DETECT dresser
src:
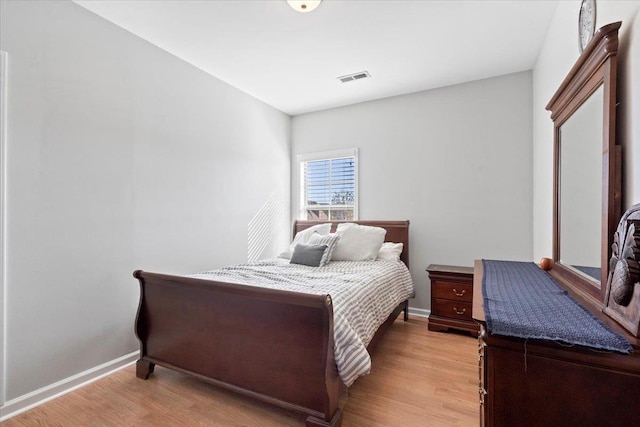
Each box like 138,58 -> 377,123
473,260 -> 640,426
426,264 -> 478,334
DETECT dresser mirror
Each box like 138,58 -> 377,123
546,22 -> 621,305
558,86 -> 603,281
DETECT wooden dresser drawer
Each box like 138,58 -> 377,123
432,281 -> 473,302
432,299 -> 473,321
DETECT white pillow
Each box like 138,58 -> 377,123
332,223 -> 387,261
279,223 -> 332,259
308,233 -> 341,266
377,242 -> 403,261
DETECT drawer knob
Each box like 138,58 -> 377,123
453,307 -> 466,315
452,288 -> 466,297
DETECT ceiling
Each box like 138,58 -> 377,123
74,0 -> 560,116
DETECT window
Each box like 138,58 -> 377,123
298,149 -> 358,220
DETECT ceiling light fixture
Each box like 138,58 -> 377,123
287,0 -> 322,13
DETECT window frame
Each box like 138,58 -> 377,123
296,148 -> 359,221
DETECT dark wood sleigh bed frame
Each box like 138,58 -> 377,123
133,220 -> 411,427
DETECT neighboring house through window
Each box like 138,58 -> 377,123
298,149 -> 358,220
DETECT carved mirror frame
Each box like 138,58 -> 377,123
546,22 -> 621,306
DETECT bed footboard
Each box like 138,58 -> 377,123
134,270 -> 342,426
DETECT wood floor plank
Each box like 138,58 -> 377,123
3,318 -> 478,426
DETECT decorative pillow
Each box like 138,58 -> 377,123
308,233 -> 341,266
377,242 -> 404,261
279,223 -> 332,259
290,243 -> 328,267
332,223 -> 387,261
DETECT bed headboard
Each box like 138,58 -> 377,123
293,220 -> 410,267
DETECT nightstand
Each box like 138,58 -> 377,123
426,264 -> 478,334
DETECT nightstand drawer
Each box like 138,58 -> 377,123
433,299 -> 473,321
432,281 -> 473,302
427,264 -> 477,334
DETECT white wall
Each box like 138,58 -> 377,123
0,0 -> 290,403
10,0 -> 637,412
533,1 -> 640,261
0,50 -> 7,408
292,72 -> 533,311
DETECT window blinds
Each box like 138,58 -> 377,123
302,156 -> 356,221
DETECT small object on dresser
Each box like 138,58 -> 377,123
427,264 -> 478,335
539,257 -> 553,271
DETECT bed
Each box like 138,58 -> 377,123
133,220 -> 412,427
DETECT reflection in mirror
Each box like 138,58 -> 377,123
559,86 -> 603,282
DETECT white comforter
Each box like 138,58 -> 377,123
189,258 -> 415,386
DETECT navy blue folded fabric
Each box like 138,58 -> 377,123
482,259 -> 632,354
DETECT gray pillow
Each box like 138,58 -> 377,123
290,243 -> 328,267
307,233 -> 341,266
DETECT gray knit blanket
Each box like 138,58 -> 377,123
482,260 -> 631,353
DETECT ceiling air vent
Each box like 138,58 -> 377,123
337,71 -> 371,83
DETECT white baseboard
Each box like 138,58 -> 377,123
0,351 -> 138,422
408,307 -> 430,318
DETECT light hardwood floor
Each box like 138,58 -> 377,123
3,317 -> 478,426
